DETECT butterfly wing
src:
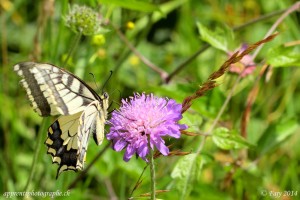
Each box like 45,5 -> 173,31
45,113 -> 82,179
14,62 -> 99,116
76,100 -> 108,170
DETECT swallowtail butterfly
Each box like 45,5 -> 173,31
14,62 -> 109,178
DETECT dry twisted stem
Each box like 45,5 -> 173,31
181,33 -> 278,113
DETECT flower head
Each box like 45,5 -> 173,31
229,44 -> 256,77
107,93 -> 188,162
65,4 -> 104,36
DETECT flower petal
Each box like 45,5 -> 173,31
113,139 -> 127,151
151,136 -> 169,156
124,144 -> 135,162
137,142 -> 148,159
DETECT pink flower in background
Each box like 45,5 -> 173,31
229,44 -> 257,77
107,93 -> 188,162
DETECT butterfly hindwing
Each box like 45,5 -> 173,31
45,113 -> 81,178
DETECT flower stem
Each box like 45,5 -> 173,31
148,138 -> 156,200
63,31 -> 82,67
149,149 -> 156,200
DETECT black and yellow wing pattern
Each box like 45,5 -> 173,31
14,62 -> 109,178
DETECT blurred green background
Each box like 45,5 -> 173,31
1,0 -> 300,199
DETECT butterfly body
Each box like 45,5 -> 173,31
14,62 -> 108,178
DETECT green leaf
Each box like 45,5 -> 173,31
98,0 -> 158,12
257,119 -> 299,155
212,127 -> 254,150
171,154 -> 205,200
197,22 -> 234,52
266,45 -> 300,67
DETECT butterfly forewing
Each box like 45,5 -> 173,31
14,62 -> 109,178
14,62 -> 98,116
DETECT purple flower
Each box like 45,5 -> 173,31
107,93 -> 188,162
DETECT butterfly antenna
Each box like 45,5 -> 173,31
102,70 -> 113,93
89,73 -> 101,92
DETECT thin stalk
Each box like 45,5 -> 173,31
63,31 -> 82,67
24,118 -> 48,192
149,145 -> 156,200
